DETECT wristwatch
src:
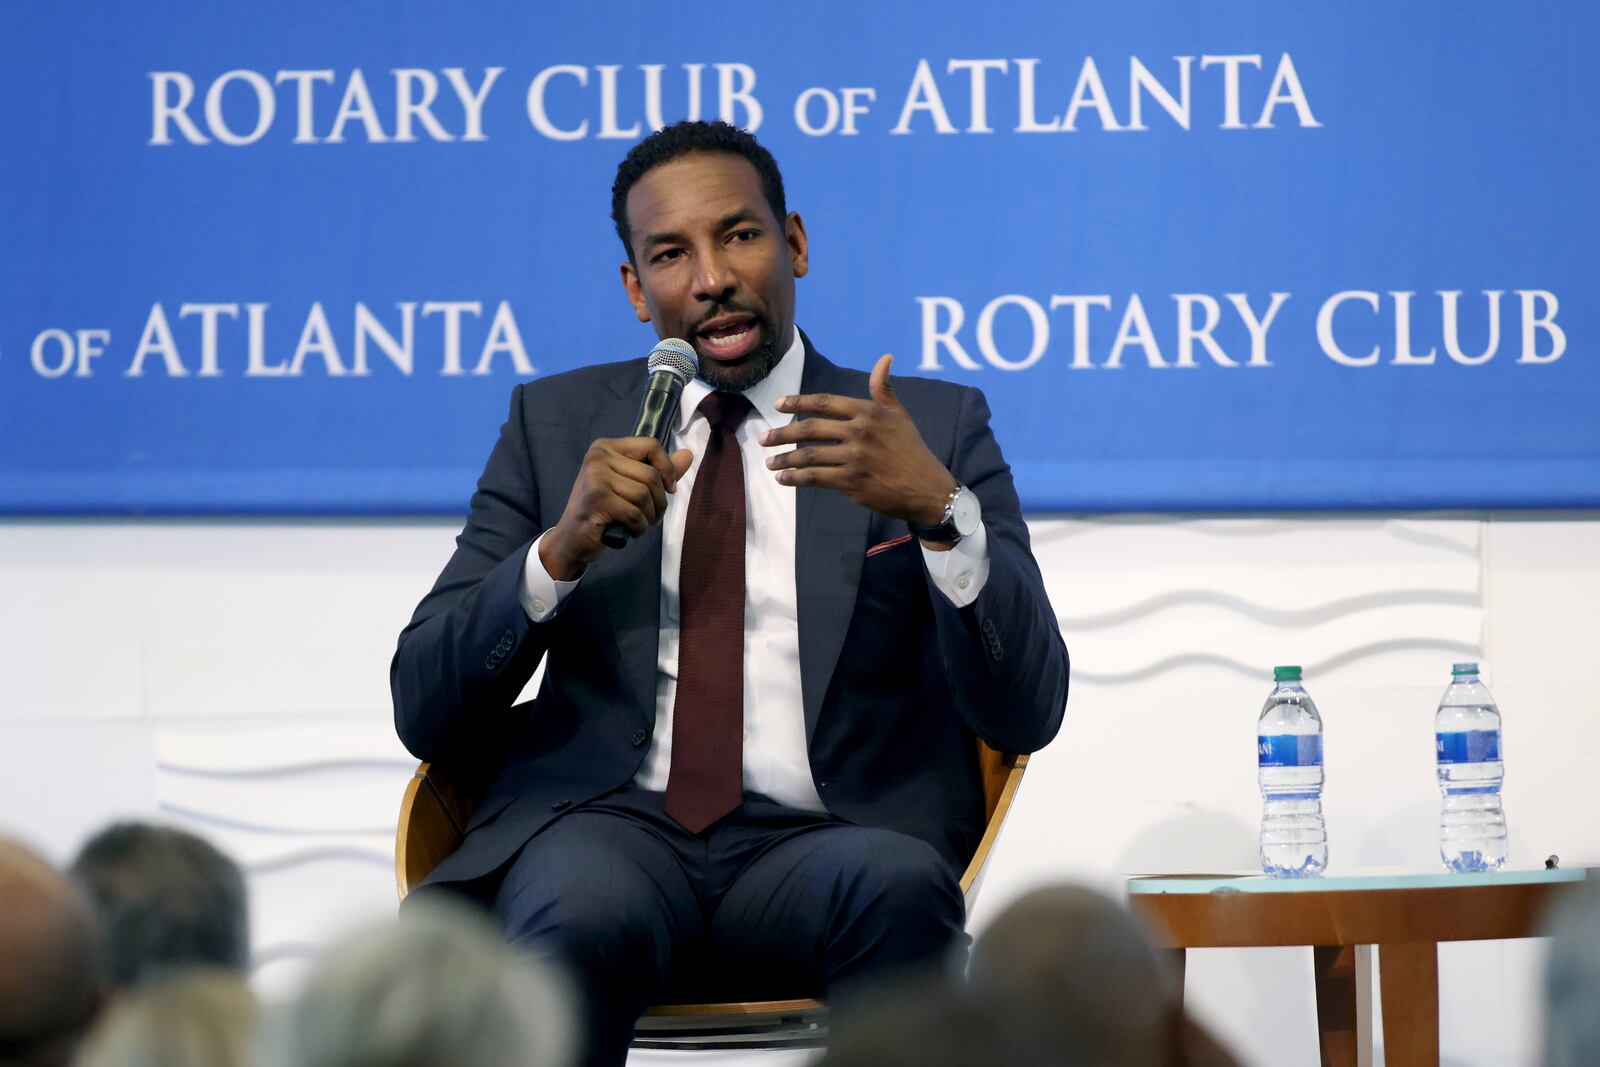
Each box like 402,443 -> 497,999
909,485 -> 981,545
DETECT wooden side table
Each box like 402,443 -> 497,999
1127,868 -> 1585,1067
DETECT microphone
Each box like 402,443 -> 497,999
601,338 -> 700,549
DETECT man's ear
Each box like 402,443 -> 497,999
619,261 -> 652,323
785,212 -> 809,279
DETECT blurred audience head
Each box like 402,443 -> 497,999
267,898 -> 575,1067
969,883 -> 1239,1067
74,969 -> 255,1067
823,971 -> 1074,1067
1541,879 -> 1600,1067
71,821 -> 250,988
0,836 -> 107,1067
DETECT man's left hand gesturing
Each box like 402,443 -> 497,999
761,354 -> 959,534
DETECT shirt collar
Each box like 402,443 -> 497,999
677,326 -> 806,433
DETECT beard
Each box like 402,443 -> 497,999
692,315 -> 785,393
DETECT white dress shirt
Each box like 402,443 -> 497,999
520,329 -> 991,811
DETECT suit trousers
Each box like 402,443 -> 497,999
491,785 -> 967,1067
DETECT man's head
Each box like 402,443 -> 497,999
269,899 -> 575,1067
70,822 -> 249,989
0,837 -> 107,1067
612,121 -> 808,392
969,884 -> 1239,1067
823,972 -> 1073,1067
74,969 -> 256,1067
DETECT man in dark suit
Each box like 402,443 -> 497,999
392,121 -> 1068,1067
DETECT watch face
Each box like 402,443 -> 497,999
951,488 -> 981,537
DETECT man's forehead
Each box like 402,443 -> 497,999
627,151 -> 770,230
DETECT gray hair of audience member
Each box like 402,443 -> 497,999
822,970 -> 1080,1067
968,884 -> 1240,1067
0,836 -> 108,1067
1541,879 -> 1600,1067
267,898 -> 576,1067
70,822 -> 250,988
74,969 -> 256,1067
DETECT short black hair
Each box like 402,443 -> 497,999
71,822 -> 250,988
611,120 -> 787,262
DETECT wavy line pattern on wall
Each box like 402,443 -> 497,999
1029,516 -> 1481,558
1071,638 -> 1483,685
1059,589 -> 1481,629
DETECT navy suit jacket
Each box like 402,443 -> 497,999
392,336 -> 1069,889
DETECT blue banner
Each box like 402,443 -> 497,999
2,3 -> 1596,513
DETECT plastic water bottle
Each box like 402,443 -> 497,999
1435,662 -> 1507,872
1258,665 -> 1328,878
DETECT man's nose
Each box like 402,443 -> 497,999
692,248 -> 737,304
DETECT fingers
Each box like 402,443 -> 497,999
606,457 -> 668,524
775,392 -> 868,419
765,443 -> 850,472
613,437 -> 682,492
760,416 -> 854,449
603,496 -> 650,536
669,447 -> 693,481
581,439 -> 672,528
868,353 -> 900,409
769,465 -> 858,490
557,438 -> 682,568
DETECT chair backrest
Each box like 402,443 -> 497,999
963,746 -> 1028,896
397,743 -> 1028,900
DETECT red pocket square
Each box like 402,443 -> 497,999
866,533 -> 914,557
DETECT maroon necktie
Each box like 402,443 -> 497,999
664,391 -> 753,833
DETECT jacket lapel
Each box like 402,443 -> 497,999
793,338 -> 872,743
595,362 -> 665,725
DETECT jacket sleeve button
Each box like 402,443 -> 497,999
630,729 -> 648,747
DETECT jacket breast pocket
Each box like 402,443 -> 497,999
854,532 -> 932,635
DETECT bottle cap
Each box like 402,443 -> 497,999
1452,662 -> 1480,676
1273,665 -> 1302,683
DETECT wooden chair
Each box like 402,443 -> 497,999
396,743 -> 1028,1049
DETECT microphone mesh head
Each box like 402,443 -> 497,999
647,338 -> 699,384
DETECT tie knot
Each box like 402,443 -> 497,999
699,391 -> 753,433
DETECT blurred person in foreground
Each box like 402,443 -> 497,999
1540,878 -> 1600,1067
823,971 -> 1074,1067
266,899 -> 576,1067
74,969 -> 255,1067
968,884 -> 1241,1067
0,836 -> 107,1067
70,822 -> 250,989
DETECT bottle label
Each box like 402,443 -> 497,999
1436,729 -> 1501,764
1258,734 -> 1323,768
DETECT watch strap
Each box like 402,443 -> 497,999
909,486 -> 965,544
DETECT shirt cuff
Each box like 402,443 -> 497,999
520,531 -> 583,622
922,521 -> 991,608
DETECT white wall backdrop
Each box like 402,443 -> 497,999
2,512 -> 1596,1066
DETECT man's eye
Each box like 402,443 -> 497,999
731,230 -> 759,242
653,248 -> 685,264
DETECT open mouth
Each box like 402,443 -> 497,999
694,314 -> 762,363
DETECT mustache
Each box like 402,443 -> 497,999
691,302 -> 767,335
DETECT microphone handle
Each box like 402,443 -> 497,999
600,373 -> 685,549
